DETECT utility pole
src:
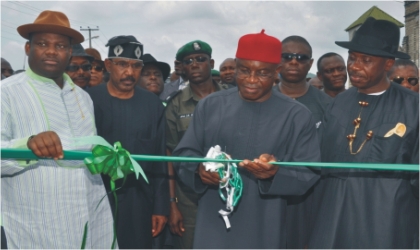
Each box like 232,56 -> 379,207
80,26 -> 99,48
22,53 -> 26,70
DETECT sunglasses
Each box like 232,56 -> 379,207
66,64 -> 92,72
281,53 -> 311,62
392,76 -> 419,86
182,56 -> 208,65
92,65 -> 104,72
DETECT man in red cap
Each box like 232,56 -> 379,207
172,30 -> 321,248
1,10 -> 114,249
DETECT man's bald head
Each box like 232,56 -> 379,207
219,58 -> 236,85
1,58 -> 14,78
308,76 -> 323,90
220,58 -> 235,67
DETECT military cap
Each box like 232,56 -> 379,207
105,35 -> 143,61
306,72 -> 316,79
211,69 -> 220,76
176,40 -> 212,61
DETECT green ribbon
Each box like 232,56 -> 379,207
2,148 -> 418,171
1,136 -> 419,248
216,153 -> 243,207
74,137 -> 144,249
84,141 -> 148,183
71,136 -> 148,183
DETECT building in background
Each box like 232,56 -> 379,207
402,1 -> 419,66
345,6 -> 404,40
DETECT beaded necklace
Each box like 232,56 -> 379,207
27,77 -> 95,167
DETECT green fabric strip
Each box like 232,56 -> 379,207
2,148 -> 418,172
80,222 -> 88,249
26,67 -> 73,86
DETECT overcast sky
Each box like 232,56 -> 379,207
1,1 -> 406,75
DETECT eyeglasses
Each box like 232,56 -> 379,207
66,64 -> 92,72
92,65 -> 104,72
281,53 -> 311,62
110,60 -> 143,70
392,76 -> 419,86
236,68 -> 273,81
1,68 -> 14,75
324,66 -> 346,74
182,56 -> 208,65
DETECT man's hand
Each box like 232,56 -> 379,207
152,215 -> 168,237
198,163 -> 220,186
239,154 -> 278,179
27,131 -> 63,160
168,203 -> 184,236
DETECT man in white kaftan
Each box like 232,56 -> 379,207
1,10 -> 114,249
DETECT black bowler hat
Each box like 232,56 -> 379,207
142,53 -> 170,81
335,17 -> 409,59
105,35 -> 143,61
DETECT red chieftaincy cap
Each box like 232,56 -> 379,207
235,29 -> 282,64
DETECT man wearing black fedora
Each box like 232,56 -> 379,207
138,53 -> 170,99
1,10 -> 114,249
308,17 -> 419,248
87,35 -> 169,249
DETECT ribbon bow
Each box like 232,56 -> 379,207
204,146 -> 243,229
74,137 -> 148,249
75,137 -> 148,183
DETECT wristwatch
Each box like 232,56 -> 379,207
169,197 -> 178,203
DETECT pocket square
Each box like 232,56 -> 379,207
384,123 -> 406,137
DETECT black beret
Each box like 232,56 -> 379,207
176,40 -> 212,61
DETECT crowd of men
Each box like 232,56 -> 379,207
1,10 -> 419,249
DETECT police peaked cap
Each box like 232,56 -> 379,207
106,35 -> 144,61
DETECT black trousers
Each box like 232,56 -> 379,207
103,174 -> 154,249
